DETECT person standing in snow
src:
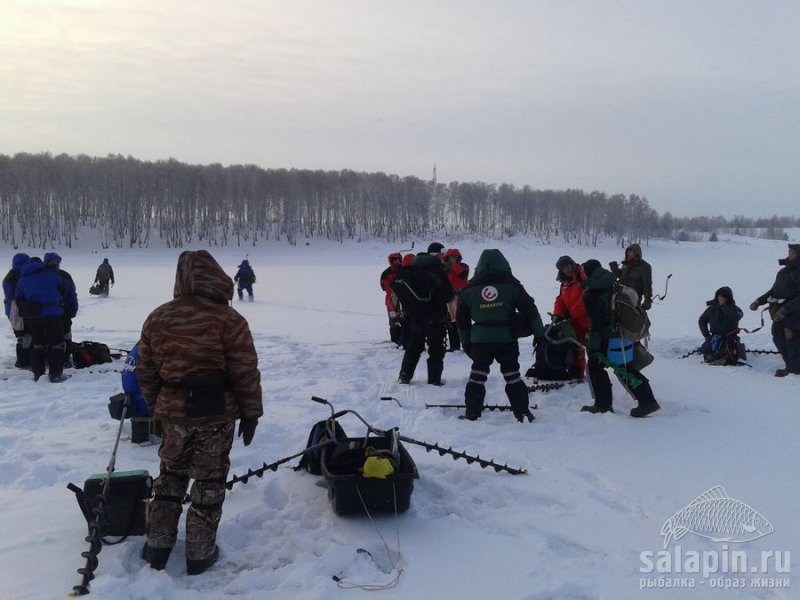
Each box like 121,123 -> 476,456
137,250 -> 263,575
609,243 -> 653,310
43,252 -> 78,367
391,252 -> 453,385
443,248 -> 469,352
234,259 -> 256,301
380,252 -> 403,346
749,243 -> 800,377
580,260 -> 660,417
94,258 -> 115,297
15,256 -> 70,382
3,253 -> 32,368
457,249 -> 544,422
551,255 -> 588,379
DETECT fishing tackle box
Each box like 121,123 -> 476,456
70,469 -> 152,537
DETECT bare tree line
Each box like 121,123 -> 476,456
0,153 -> 796,249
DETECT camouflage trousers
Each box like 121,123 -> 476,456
148,421 -> 234,561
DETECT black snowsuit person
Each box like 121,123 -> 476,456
94,258 -> 115,297
456,249 -> 545,422
609,243 -> 653,310
391,254 -> 453,385
234,260 -> 256,301
750,244 -> 800,376
580,260 -> 660,417
698,286 -> 744,363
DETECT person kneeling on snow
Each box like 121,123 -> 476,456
698,287 -> 744,364
456,249 -> 544,422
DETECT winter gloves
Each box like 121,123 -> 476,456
749,300 -> 761,311
238,418 -> 258,446
641,297 -> 652,311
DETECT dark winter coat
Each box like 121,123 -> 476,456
137,250 -> 263,424
3,253 -> 29,318
15,258 -> 67,318
234,260 -> 256,287
698,287 -> 743,338
610,243 -> 653,307
391,254 -> 452,326
581,266 -> 618,351
456,249 -> 544,345
96,260 -> 114,284
755,260 -> 800,333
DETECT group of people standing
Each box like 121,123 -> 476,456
380,241 -> 661,422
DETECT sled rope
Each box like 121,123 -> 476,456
333,483 -> 403,591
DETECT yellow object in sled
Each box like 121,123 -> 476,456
361,456 -> 395,479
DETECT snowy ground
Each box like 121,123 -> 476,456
0,233 -> 797,599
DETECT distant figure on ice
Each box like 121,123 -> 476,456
457,249 -> 544,423
44,253 -> 78,367
580,260 -> 660,417
609,243 -> 653,310
698,286 -> 745,365
234,259 -> 256,301
391,253 -> 453,385
749,244 -> 800,377
443,249 -> 469,352
93,258 -> 115,297
3,253 -> 32,368
380,252 -> 403,346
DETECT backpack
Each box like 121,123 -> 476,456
703,334 -> 748,366
294,418 -> 348,475
526,320 -> 578,380
610,282 -> 650,342
71,341 -> 114,369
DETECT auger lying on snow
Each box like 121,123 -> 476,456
425,403 -> 538,412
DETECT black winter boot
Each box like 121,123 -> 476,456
141,543 -> 171,570
630,402 -> 660,418
580,404 -> 614,414
187,545 -> 219,576
514,409 -> 535,423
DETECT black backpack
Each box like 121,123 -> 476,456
71,341 -> 114,369
294,419 -> 348,475
526,321 -> 578,380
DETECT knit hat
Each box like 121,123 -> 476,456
427,242 -> 445,255
581,259 -> 602,278
44,252 -> 62,265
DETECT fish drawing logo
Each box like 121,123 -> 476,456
661,486 -> 774,549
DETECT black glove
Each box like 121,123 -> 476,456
642,297 -> 652,310
749,301 -> 760,311
238,418 -> 258,446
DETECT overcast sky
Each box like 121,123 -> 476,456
1,0 -> 797,217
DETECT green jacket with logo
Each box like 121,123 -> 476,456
456,249 -> 544,345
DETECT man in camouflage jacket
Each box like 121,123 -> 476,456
137,250 -> 263,575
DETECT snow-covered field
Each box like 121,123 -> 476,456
0,233 -> 797,599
